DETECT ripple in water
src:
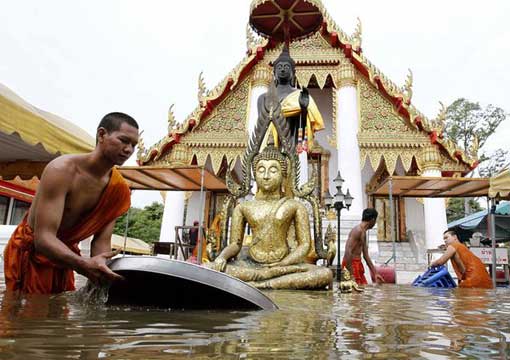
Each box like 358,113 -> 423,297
0,281 -> 509,359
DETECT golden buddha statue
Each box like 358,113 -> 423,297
339,268 -> 363,293
207,81 -> 334,290
207,143 -> 332,289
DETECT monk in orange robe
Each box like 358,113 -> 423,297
343,208 -> 385,285
431,230 -> 493,289
3,112 -> 139,294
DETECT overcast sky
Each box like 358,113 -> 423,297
1,0 -> 509,206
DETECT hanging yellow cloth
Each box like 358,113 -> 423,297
266,90 -> 325,147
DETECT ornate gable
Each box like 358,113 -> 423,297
182,77 -> 250,147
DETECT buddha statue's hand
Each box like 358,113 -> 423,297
206,257 -> 227,272
299,87 -> 310,110
262,260 -> 291,268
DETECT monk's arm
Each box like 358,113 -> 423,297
430,245 -> 456,267
33,163 -> 88,270
362,231 -> 383,283
451,252 -> 466,280
90,219 -> 116,257
275,204 -> 310,266
34,163 -> 122,285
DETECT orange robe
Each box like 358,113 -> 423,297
342,257 -> 367,285
451,242 -> 493,289
3,168 -> 131,294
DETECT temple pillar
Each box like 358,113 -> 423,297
335,64 -> 363,218
420,145 -> 448,250
159,191 -> 185,244
247,64 -> 272,136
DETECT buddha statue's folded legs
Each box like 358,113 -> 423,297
225,263 -> 332,290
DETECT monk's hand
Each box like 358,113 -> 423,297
374,273 -> 385,284
82,249 -> 124,286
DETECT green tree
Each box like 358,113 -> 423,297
444,98 -> 508,220
113,202 -> 164,244
446,198 -> 483,223
445,98 -> 506,159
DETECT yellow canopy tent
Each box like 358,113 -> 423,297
0,82 -> 95,180
111,234 -> 151,255
489,169 -> 510,199
487,169 -> 510,286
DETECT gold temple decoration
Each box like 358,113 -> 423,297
246,23 -> 258,50
251,63 -> 272,87
358,77 -> 427,174
327,88 -> 338,147
266,32 -> 344,65
423,101 -> 446,134
337,63 -> 357,87
167,104 -> 176,133
419,144 -> 443,172
469,134 -> 479,159
197,71 -> 207,106
166,143 -> 193,167
140,0 -> 476,177
136,131 -> 146,162
324,224 -> 336,267
402,68 -> 413,102
351,17 -> 362,51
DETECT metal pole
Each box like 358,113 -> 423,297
336,206 -> 341,280
389,178 -> 397,281
489,198 -> 497,288
197,167 -> 206,265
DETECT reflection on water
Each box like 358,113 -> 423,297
0,274 -> 509,359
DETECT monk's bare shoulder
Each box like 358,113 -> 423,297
42,155 -> 78,179
349,225 -> 362,238
40,154 -> 92,187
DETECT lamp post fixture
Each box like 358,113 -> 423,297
324,171 -> 353,279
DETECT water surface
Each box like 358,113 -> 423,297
0,273 -> 509,359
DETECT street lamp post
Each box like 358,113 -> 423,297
324,171 -> 353,279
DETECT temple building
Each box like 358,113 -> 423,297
137,1 -> 478,260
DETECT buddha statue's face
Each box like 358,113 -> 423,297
274,60 -> 293,85
342,270 -> 351,281
255,159 -> 283,193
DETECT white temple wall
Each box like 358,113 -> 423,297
423,169 -> 448,251
405,198 -> 426,257
159,191 -> 185,243
187,192 -> 204,227
336,85 -> 363,220
247,84 -> 267,136
360,159 -> 375,210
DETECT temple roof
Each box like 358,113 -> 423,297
139,2 -> 477,172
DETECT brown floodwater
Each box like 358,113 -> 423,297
0,272 -> 509,359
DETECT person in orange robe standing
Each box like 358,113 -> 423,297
431,230 -> 493,289
3,112 -> 139,294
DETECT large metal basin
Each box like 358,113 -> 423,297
107,256 -> 278,311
